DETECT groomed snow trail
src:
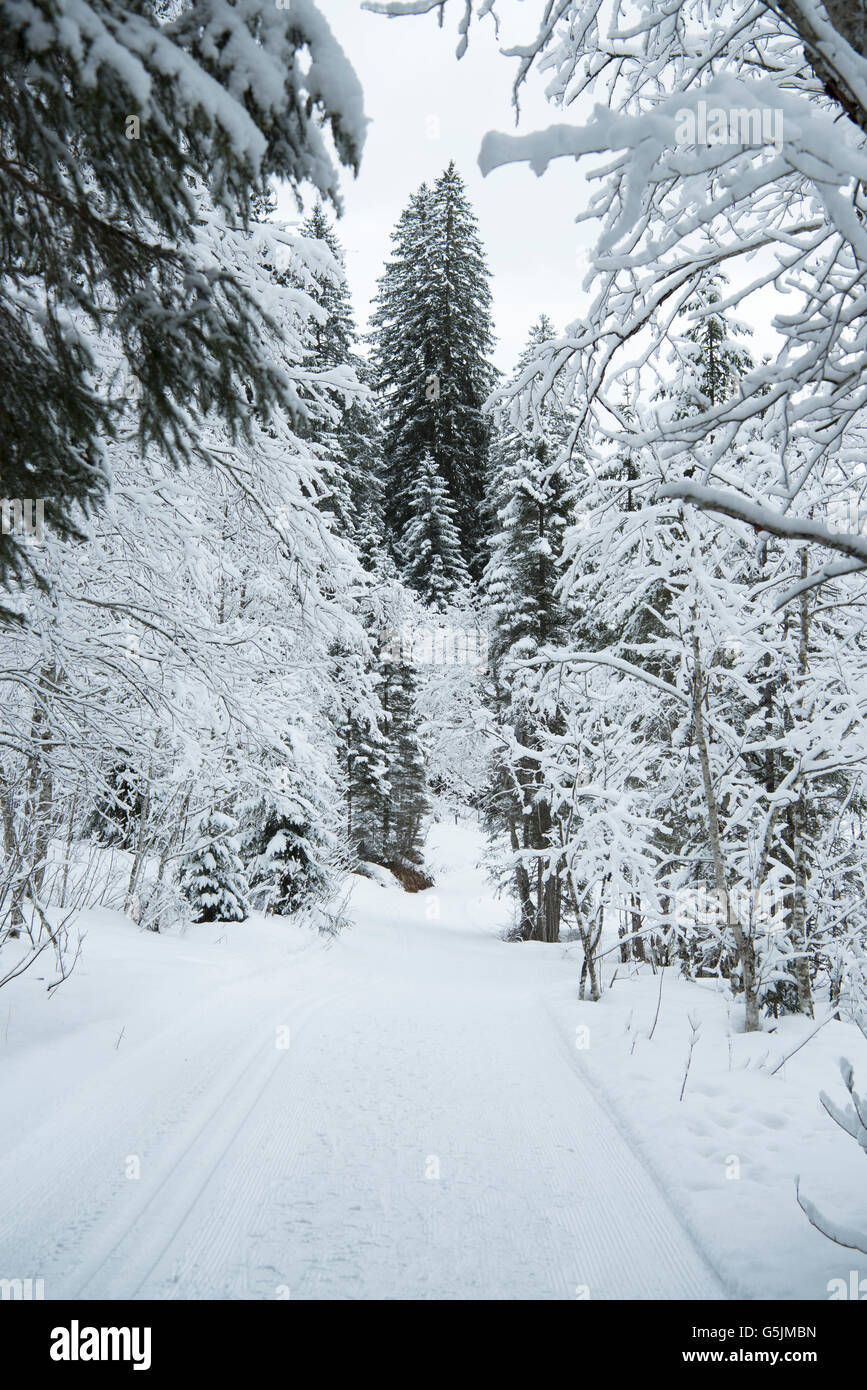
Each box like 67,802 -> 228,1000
0,826 -> 726,1300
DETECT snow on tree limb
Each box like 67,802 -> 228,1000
656,483 -> 867,562
796,1180 -> 867,1255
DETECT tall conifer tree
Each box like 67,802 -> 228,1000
370,164 -> 496,581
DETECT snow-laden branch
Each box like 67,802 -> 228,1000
657,482 -> 867,605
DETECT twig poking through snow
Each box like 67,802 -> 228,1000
770,1013 -> 836,1076
648,966 -> 666,1041
679,1012 -> 701,1102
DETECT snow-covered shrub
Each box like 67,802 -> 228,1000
137,877 -> 192,935
246,813 -> 331,916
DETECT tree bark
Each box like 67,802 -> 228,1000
691,629 -> 761,1031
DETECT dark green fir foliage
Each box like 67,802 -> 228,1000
86,757 -> 147,850
0,0 -> 362,615
370,163 -> 496,581
379,652 -> 429,872
399,452 -> 470,609
180,811 -> 249,924
344,618 -> 429,878
243,767 -> 337,916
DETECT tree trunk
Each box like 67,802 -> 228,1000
27,662 -> 58,900
691,629 -> 761,1031
507,815 -> 534,939
631,892 -> 646,961
789,551 -> 814,1016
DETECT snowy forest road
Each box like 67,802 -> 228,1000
0,829 -> 727,1301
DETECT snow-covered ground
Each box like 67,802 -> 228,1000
0,821 -> 863,1300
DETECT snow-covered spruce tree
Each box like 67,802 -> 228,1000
243,767 -> 337,917
370,164 -> 496,579
180,812 -> 249,925
341,661 -> 430,886
342,360 -> 389,569
379,652 -> 430,884
343,696 -> 391,867
369,182 -> 438,560
295,205 -> 361,538
344,573 -> 431,884
0,0 -> 364,619
290,205 -> 387,558
85,756 -> 148,851
481,317 -> 579,943
485,318 -> 576,659
338,573 -> 393,867
669,267 -> 755,421
299,205 -> 356,372
399,452 -> 471,609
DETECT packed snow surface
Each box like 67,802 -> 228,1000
0,822 -> 863,1299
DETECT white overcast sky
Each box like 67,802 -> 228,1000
277,1 -> 780,375
277,0 -> 596,373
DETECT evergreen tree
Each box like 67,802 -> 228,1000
246,809 -> 331,915
0,1 -> 364,619
243,766 -> 338,916
86,756 -> 147,850
299,205 -> 356,371
485,317 -> 575,667
298,206 -> 386,546
343,682 -> 392,865
674,268 -> 755,416
180,812 -> 249,924
341,587 -> 429,878
482,316 -> 579,942
399,452 -> 470,609
342,356 -> 388,567
370,164 -> 496,580
369,183 -> 433,554
379,654 -> 429,872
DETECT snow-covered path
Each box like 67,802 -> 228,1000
0,826 -> 726,1301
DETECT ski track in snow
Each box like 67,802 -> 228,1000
0,833 -> 727,1301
